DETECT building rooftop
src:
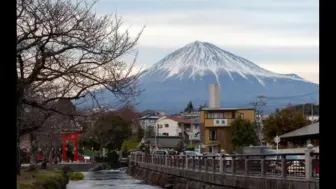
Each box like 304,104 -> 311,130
165,116 -> 193,124
280,122 -> 319,138
140,115 -> 161,120
202,107 -> 254,111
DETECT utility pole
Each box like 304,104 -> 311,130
250,96 -> 266,146
311,103 -> 314,121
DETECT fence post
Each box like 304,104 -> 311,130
185,156 -> 188,169
205,156 -> 208,172
192,157 -> 196,170
260,155 -> 266,177
305,144 -> 314,181
219,155 -> 223,174
212,156 -> 216,173
244,156 -> 249,176
198,157 -> 201,171
165,155 -> 168,166
281,155 -> 286,179
232,156 -> 236,175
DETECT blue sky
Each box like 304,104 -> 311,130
94,0 -> 319,83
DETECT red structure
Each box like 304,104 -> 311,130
61,128 -> 82,162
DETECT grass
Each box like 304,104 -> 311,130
122,137 -> 140,150
17,168 -> 67,189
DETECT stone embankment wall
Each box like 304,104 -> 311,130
127,164 -> 319,189
127,165 -> 242,189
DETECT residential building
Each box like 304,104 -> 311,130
278,122 -> 319,153
155,116 -> 201,142
200,107 -> 255,154
139,114 -> 161,130
200,84 -> 255,154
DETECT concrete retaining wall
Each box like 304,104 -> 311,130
127,163 -> 319,189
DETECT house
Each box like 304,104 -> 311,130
139,114 -> 161,130
200,84 -> 255,154
278,122 -> 319,153
155,116 -> 201,142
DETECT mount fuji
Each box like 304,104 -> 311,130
77,41 -> 319,113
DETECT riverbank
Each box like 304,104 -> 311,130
17,168 -> 69,189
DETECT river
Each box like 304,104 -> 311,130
67,169 -> 162,189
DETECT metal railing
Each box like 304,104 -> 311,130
130,148 -> 319,181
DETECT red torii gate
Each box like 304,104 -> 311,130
61,128 -> 82,162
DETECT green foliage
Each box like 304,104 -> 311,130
231,117 -> 258,150
174,140 -> 185,153
66,144 -> 73,161
138,143 -> 150,154
136,127 -> 145,141
184,101 -> 194,112
122,137 -> 140,150
263,107 -> 312,143
82,113 -> 132,151
68,172 -> 84,181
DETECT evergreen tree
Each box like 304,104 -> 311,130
231,117 -> 258,150
184,101 -> 194,112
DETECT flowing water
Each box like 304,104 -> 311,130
67,168 -> 161,189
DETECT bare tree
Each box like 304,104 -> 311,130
16,0 -> 144,174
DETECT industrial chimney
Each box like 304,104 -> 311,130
209,84 -> 220,108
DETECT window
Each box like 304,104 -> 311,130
209,129 -> 217,141
207,112 -> 224,119
162,132 -> 169,136
216,120 -> 220,124
240,113 -> 244,119
165,124 -> 169,128
232,112 -> 236,118
178,132 -> 182,137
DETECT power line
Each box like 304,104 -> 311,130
264,91 -> 319,100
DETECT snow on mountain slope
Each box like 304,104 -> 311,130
75,41 -> 318,113
141,41 -> 306,86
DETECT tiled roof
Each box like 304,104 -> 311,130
280,122 -> 319,138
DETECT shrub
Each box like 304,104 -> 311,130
68,172 -> 84,181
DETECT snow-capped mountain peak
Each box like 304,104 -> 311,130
141,41 -> 306,86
